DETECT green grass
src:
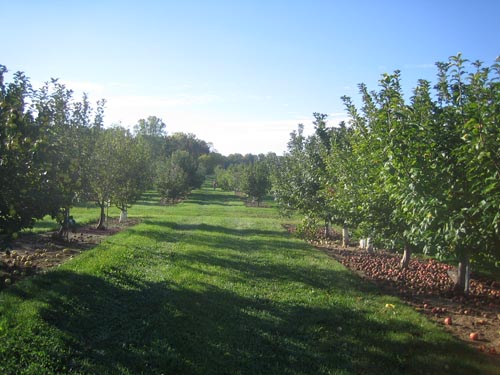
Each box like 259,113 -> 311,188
24,201 -> 122,234
1,185 -> 498,374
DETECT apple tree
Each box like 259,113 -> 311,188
0,66 -> 54,245
241,161 -> 271,206
272,115 -> 336,238
155,156 -> 189,203
32,80 -> 100,238
340,55 -> 500,292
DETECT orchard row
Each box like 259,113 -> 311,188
269,55 -> 500,295
0,65 -> 250,244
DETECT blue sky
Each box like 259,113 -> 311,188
2,0 -> 499,155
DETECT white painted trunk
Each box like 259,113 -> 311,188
465,263 -> 471,294
366,237 -> 373,253
342,226 -> 349,247
359,238 -> 372,251
119,209 -> 128,223
400,244 -> 412,269
454,253 -> 471,295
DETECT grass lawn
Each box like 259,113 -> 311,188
1,185 -> 498,374
24,201 -> 123,234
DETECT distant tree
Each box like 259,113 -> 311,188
155,158 -> 189,203
242,162 -> 271,206
215,164 -> 246,192
133,116 -> 167,187
170,150 -> 205,189
224,153 -> 242,167
108,126 -> 149,223
198,152 -> 225,174
84,125 -> 149,228
84,123 -> 115,230
155,148 -> 206,203
214,166 -> 234,191
165,132 -> 210,158
272,116 -> 335,236
133,115 -> 167,138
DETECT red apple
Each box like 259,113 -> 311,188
469,332 -> 479,341
444,317 -> 452,325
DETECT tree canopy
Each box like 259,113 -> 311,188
0,65 -> 217,240
272,55 -> 500,294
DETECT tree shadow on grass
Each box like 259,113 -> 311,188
125,220 -> 311,267
142,220 -> 289,240
185,191 -> 241,207
2,267 -> 491,375
134,191 -> 163,206
3,196 -> 494,374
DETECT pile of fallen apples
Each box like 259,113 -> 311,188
1,248 -> 76,288
0,250 -> 41,286
322,247 -> 500,355
336,250 -> 500,304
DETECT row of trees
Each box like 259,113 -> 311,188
0,65 -> 213,245
214,154 -> 274,205
3,56 -> 498,294
272,55 -> 500,294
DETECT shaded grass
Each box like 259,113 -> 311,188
25,203 -> 121,234
1,187 -> 498,374
25,191 -> 163,234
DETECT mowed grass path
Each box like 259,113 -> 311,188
1,187 -> 498,374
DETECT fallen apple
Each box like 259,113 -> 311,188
444,317 -> 452,325
469,332 -> 479,341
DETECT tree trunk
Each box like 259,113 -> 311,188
325,220 -> 333,238
57,219 -> 65,238
366,237 -> 373,253
342,225 -> 349,247
56,207 -> 70,240
96,202 -> 106,230
119,208 -> 127,223
453,251 -> 470,295
400,242 -> 412,269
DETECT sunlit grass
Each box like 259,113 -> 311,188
26,195 -> 154,234
1,185 -> 498,374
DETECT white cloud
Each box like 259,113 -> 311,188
328,112 -> 350,125
102,93 -> 349,155
171,112 -> 355,155
103,93 -> 222,126
59,80 -> 105,94
30,81 -> 348,156
190,118 -> 312,155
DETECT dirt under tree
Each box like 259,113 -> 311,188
0,217 -> 139,288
